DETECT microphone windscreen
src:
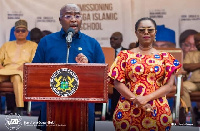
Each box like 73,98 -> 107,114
67,27 -> 75,35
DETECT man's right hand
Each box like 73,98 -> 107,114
0,64 -> 4,69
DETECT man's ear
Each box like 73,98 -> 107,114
59,17 -> 61,24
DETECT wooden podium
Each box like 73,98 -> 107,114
23,63 -> 108,131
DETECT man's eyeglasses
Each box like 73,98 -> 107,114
110,37 -> 118,40
137,28 -> 155,34
15,29 -> 27,33
62,14 -> 82,20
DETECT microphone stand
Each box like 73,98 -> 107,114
66,29 -> 74,63
66,42 -> 71,63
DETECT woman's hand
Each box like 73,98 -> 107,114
131,95 -> 151,107
142,103 -> 153,112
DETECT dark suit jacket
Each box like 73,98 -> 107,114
115,47 -> 127,57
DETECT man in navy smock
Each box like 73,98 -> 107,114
32,3 -> 105,131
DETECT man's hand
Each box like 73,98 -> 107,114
17,65 -> 23,71
0,64 -> 4,69
75,53 -> 88,63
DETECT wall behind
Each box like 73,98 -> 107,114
0,0 -> 133,48
0,0 -> 200,48
131,0 -> 200,48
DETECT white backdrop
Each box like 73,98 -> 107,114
131,0 -> 200,47
0,0 -> 133,48
0,0 -> 200,48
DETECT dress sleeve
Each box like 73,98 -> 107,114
162,52 -> 182,85
108,51 -> 127,86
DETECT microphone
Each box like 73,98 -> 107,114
66,27 -> 75,43
66,28 -> 75,63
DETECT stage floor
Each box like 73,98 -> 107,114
0,115 -> 199,131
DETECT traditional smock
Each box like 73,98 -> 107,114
108,50 -> 181,131
0,41 -> 37,78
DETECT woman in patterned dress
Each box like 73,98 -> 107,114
108,17 -> 181,131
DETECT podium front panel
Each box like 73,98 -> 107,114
23,63 -> 108,103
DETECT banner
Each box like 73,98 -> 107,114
0,0 -> 133,47
1,0 -> 200,49
131,0 -> 200,48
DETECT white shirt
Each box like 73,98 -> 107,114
115,47 -> 122,56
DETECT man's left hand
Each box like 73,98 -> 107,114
75,53 -> 88,63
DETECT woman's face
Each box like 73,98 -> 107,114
181,35 -> 197,57
135,20 -> 156,47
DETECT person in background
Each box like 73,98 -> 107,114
109,32 -> 127,120
42,30 -> 52,37
32,4 -> 105,131
153,25 -> 176,48
9,26 -> 30,41
181,33 -> 200,125
129,42 -> 137,49
108,17 -> 181,130
179,29 -> 198,58
110,32 -> 127,57
30,27 -> 43,44
0,19 -> 37,114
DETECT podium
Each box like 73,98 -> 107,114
23,63 -> 108,131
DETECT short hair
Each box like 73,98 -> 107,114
111,32 -> 123,39
30,28 -> 42,35
30,28 -> 42,38
179,29 -> 198,47
42,30 -> 52,37
60,4 -> 80,17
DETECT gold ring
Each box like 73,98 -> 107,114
146,108 -> 151,112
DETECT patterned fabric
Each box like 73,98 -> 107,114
108,50 -> 181,131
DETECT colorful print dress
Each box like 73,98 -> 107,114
108,50 -> 181,131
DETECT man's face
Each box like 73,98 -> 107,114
14,28 -> 28,40
59,4 -> 82,34
153,41 -> 175,48
110,33 -> 122,49
31,33 -> 42,44
181,35 -> 197,56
